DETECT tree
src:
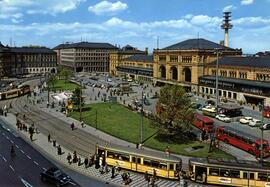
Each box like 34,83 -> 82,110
71,87 -> 84,110
47,73 -> 57,92
58,67 -> 73,83
152,85 -> 194,135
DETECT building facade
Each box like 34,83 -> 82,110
57,42 -> 118,73
200,56 -> 270,105
116,54 -> 153,82
153,38 -> 242,92
109,45 -> 147,76
0,43 -> 57,77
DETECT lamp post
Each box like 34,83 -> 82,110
47,73 -> 50,103
79,81 -> 82,122
140,91 -> 145,144
259,103 -> 264,164
214,49 -> 222,115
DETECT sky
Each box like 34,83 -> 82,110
0,0 -> 270,54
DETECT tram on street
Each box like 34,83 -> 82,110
216,126 -> 270,158
189,157 -> 270,187
96,143 -> 182,179
0,84 -> 31,100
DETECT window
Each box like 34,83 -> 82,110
258,173 -> 268,181
209,168 -> 219,176
169,164 -> 174,170
220,169 -> 230,177
144,159 -> 151,166
230,170 -> 240,178
159,56 -> 166,61
233,93 -> 237,99
170,55 -> 178,62
182,56 -> 192,63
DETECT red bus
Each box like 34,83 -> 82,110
216,126 -> 270,158
192,114 -> 214,133
263,106 -> 270,118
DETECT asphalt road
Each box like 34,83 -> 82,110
0,120 -> 77,187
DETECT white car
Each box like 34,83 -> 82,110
239,116 -> 253,124
215,114 -> 231,123
249,119 -> 262,127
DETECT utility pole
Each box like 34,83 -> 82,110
79,81 -> 82,122
47,73 -> 50,103
140,91 -> 145,144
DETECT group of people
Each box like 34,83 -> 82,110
144,169 -> 157,187
16,119 -> 37,141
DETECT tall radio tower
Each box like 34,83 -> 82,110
221,12 -> 233,47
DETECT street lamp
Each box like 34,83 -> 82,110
140,91 -> 146,144
214,48 -> 222,115
259,103 -> 264,164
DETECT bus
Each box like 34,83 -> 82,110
96,143 -> 182,179
216,126 -> 270,158
202,106 -> 216,117
263,106 -> 270,118
192,114 -> 214,133
189,157 -> 270,187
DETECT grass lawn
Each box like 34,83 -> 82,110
69,103 -> 234,159
50,79 -> 80,91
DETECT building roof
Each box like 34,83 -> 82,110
162,38 -> 233,50
52,43 -> 70,50
208,56 -> 270,68
125,54 -> 153,62
10,47 -> 55,53
200,75 -> 270,89
57,42 -> 118,49
0,42 -> 5,48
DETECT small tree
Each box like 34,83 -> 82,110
152,85 -> 194,136
58,67 -> 73,83
47,74 -> 57,92
71,87 -> 84,110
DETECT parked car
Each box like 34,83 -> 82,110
239,116 -> 253,124
41,167 -> 70,187
263,123 -> 270,130
215,114 -> 231,123
249,119 -> 262,127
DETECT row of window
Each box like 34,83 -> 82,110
75,57 -> 109,61
201,87 -> 237,99
212,70 -> 247,79
107,151 -> 178,170
209,168 -> 270,181
158,55 -> 193,63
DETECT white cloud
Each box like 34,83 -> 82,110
1,14 -> 270,54
223,5 -> 237,12
88,1 -> 128,15
0,0 -> 85,20
241,0 -> 254,5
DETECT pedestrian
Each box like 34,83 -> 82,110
53,140 -> 56,147
111,166 -> 115,178
84,157 -> 89,168
104,163 -> 109,173
81,121 -> 84,128
165,146 -> 170,156
48,134 -> 51,142
57,145 -> 62,155
99,156 -> 103,173
144,171 -> 150,183
150,176 -> 155,187
73,151 -> 78,163
71,122 -> 75,130
78,157 -> 81,166
67,153 -> 72,164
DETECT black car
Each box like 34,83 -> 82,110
41,167 -> 70,186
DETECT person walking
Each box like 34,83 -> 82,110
81,121 -> 84,128
111,166 -> 115,178
144,171 -> 150,184
57,145 -> 62,155
71,122 -> 75,130
66,153 -> 72,164
48,134 -> 51,142
84,157 -> 89,168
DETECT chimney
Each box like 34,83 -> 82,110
219,40 -> 225,46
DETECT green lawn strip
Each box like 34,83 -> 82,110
50,79 -> 79,91
69,103 -> 234,159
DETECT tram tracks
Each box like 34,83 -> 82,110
11,96 -> 105,157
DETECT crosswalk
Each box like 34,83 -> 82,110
75,164 -> 202,187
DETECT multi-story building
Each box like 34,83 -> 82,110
200,56 -> 270,105
153,38 -> 242,92
57,42 -> 118,73
0,43 -> 57,77
116,54 -> 153,82
109,45 -> 147,76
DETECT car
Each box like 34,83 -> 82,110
215,114 -> 231,123
263,123 -> 270,130
239,116 -> 253,124
41,167 -> 70,187
249,119 -> 262,127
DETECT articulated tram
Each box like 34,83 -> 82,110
96,143 -> 182,179
0,85 -> 31,100
96,143 -> 270,186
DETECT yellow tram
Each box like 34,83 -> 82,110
0,85 -> 30,100
96,143 -> 182,179
189,157 -> 270,187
